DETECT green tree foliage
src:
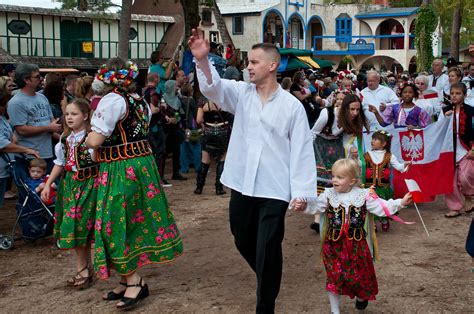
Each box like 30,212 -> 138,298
433,0 -> 474,51
414,5 -> 437,72
389,0 -> 423,7
54,0 -> 118,12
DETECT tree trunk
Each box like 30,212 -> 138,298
180,0 -> 201,50
450,0 -> 463,61
118,0 -> 133,60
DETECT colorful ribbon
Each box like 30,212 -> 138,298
366,187 -> 414,225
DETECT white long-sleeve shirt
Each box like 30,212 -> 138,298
428,73 -> 449,96
196,62 -> 317,203
310,107 -> 340,139
361,85 -> 399,131
304,187 -> 403,216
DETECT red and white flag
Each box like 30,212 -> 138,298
404,179 -> 423,203
364,116 -> 454,202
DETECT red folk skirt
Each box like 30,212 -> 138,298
323,236 -> 378,300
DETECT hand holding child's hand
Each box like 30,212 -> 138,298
291,199 -> 308,212
401,192 -> 413,207
41,185 -> 50,203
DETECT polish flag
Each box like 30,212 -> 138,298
364,116 -> 454,202
404,179 -> 423,203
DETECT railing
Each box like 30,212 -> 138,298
312,34 -> 415,51
0,35 -> 164,59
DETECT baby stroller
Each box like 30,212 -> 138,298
0,155 -> 55,250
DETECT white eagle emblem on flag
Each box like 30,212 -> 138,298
400,130 -> 424,161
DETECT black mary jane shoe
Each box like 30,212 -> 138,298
355,299 -> 368,310
116,278 -> 149,310
310,222 -> 320,233
103,282 -> 127,301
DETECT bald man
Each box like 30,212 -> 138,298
360,70 -> 399,130
189,29 -> 316,313
428,58 -> 449,94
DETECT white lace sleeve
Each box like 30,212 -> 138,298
91,93 -> 127,136
304,188 -> 330,215
365,189 -> 403,216
53,141 -> 65,167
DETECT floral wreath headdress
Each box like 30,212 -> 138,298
374,129 -> 392,138
96,61 -> 139,87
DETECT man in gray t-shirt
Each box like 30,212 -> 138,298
7,64 -> 62,171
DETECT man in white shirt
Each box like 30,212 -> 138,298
428,58 -> 449,95
189,28 -> 316,313
360,71 -> 399,130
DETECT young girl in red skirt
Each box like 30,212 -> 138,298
295,158 -> 412,313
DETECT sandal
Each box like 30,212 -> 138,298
116,278 -> 149,310
103,282 -> 127,301
66,265 -> 93,289
445,211 -> 462,218
465,207 -> 474,214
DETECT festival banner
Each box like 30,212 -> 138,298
364,116 -> 454,202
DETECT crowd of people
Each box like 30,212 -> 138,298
0,29 -> 473,313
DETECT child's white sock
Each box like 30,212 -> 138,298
328,292 -> 341,314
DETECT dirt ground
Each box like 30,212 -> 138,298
0,167 -> 473,313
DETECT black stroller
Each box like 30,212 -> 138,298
0,155 -> 55,249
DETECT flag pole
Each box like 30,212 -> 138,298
413,202 -> 430,237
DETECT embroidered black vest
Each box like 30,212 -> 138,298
62,135 -> 99,181
363,152 -> 391,188
326,204 -> 367,241
97,89 -> 152,162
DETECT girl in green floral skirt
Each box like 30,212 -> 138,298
86,58 -> 183,310
41,98 -> 99,289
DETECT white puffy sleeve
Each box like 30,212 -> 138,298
53,141 -> 65,167
365,189 -> 403,216
311,108 -> 328,137
390,154 -> 405,172
304,188 -> 330,215
91,93 -> 127,136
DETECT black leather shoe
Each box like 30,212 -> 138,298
172,173 -> 188,181
116,278 -> 149,310
310,222 -> 320,233
103,282 -> 127,301
355,299 -> 368,310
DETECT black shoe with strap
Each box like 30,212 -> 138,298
103,282 -> 127,301
116,278 -> 149,310
355,299 -> 368,310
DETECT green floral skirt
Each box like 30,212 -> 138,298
94,155 -> 183,279
54,171 -> 97,249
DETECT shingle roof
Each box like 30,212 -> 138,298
0,48 -> 17,64
217,1 -> 279,15
355,7 -> 419,19
0,4 -> 175,23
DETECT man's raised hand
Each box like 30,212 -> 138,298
188,28 -> 210,62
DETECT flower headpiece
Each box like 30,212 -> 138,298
374,129 -> 392,138
338,70 -> 357,82
96,61 -> 139,87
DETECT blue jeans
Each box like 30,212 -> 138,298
179,141 -> 201,173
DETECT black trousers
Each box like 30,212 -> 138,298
229,190 -> 288,314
